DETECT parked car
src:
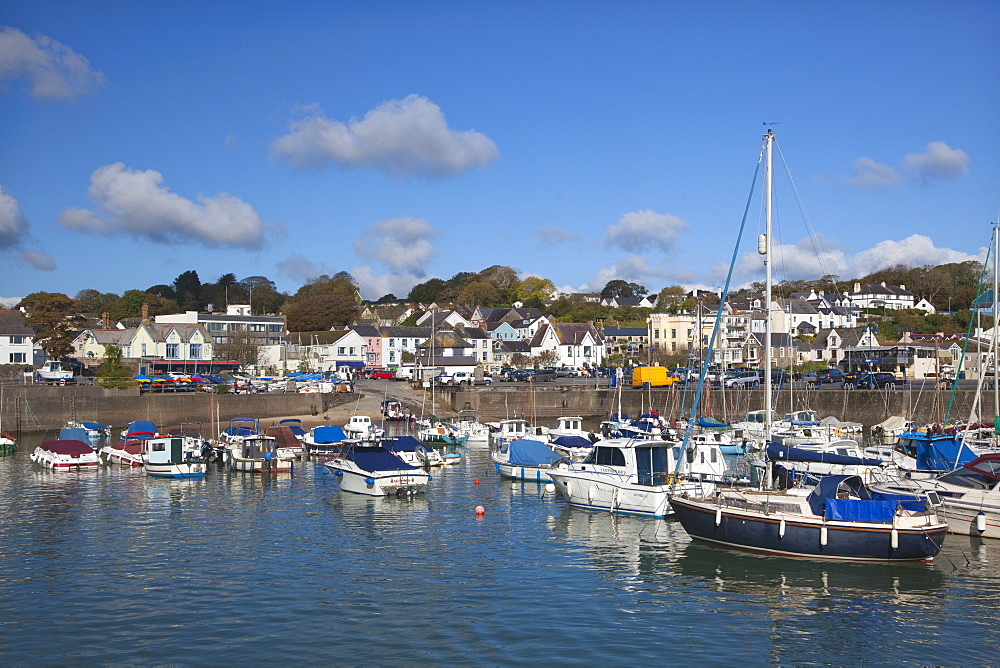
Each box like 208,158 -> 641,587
758,368 -> 791,384
370,370 -> 394,380
511,369 -> 536,381
808,368 -> 845,386
852,372 -> 897,390
723,369 -> 760,388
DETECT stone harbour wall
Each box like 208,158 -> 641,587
0,385 -> 353,437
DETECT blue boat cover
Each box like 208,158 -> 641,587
805,474 -> 924,522
697,417 -> 729,428
124,420 -> 157,437
551,435 -> 594,449
312,426 -> 346,444
911,434 -> 977,472
349,446 -> 416,472
81,421 -> 108,432
766,443 -> 882,466
825,498 -> 898,523
507,439 -> 562,466
59,427 -> 92,447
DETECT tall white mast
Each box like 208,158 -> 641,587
993,222 -> 998,419
760,128 -> 775,442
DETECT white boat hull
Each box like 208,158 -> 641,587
324,460 -> 429,496
495,461 -> 554,482
143,461 -> 207,478
30,448 -> 100,471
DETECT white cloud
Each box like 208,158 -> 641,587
0,296 -> 22,308
0,26 -> 107,100
0,186 -> 54,271
271,94 -> 499,176
0,185 -> 28,248
18,248 -> 55,271
59,163 -> 274,249
901,141 -> 969,185
353,217 -> 440,275
730,233 -> 980,286
351,265 -> 430,301
844,157 -> 902,191
585,255 -> 672,293
604,209 -> 688,253
851,234 -> 980,272
275,254 -> 336,285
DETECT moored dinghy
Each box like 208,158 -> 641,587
324,445 -> 430,496
492,439 -> 563,482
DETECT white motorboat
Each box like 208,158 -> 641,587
30,439 -> 100,471
383,435 -> 445,467
547,438 -> 726,519
324,445 -> 430,496
226,435 -> 294,473
142,436 -> 207,478
343,415 -> 385,442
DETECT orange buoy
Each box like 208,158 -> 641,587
475,505 -> 485,516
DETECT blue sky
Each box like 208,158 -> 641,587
1,1 -> 997,306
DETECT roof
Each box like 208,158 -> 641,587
0,310 -> 33,336
602,326 -> 647,337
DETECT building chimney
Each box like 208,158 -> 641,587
102,312 -> 110,329
141,303 -> 149,322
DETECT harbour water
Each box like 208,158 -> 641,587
1,433 -> 998,665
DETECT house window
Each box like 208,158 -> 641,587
165,343 -> 179,359
10,335 -> 24,344
671,329 -> 676,338
583,346 -> 591,357
402,339 -> 408,348
338,347 -> 346,355
349,347 -> 356,355
268,324 -> 282,332
9,353 -> 26,363
141,344 -> 147,356
654,330 -> 660,339
388,352 -> 396,363
190,343 -> 202,359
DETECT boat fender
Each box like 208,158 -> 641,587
715,506 -> 722,526
58,379 -> 66,386
779,518 -> 786,539
820,524 -> 828,547
427,475 -> 433,481
364,477 -> 375,485
334,470 -> 343,477
976,512 -> 987,533
890,528 -> 899,549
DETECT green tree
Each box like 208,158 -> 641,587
173,270 -> 203,310
456,280 -> 501,306
96,344 -> 136,388
518,276 -> 556,302
285,294 -> 360,331
214,330 -> 266,366
18,292 -> 86,361
601,280 -> 647,299
408,278 -> 446,303
74,289 -> 121,314
240,275 -> 285,314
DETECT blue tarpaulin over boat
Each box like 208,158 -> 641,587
907,433 -> 978,472
507,439 -> 562,467
80,421 -> 108,432
124,420 -> 157,437
551,435 -> 594,449
311,426 -> 346,444
697,417 -> 728,428
766,443 -> 882,467
349,446 -> 417,472
806,474 -> 924,522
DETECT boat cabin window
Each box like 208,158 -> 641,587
710,449 -> 717,463
152,442 -> 166,452
593,447 -> 626,467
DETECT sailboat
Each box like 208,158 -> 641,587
669,129 -> 947,561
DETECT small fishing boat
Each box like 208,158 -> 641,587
142,435 -> 207,478
381,400 -> 409,421
342,415 -> 384,442
30,439 -> 100,471
324,445 -> 430,496
263,425 -> 305,460
491,439 -> 563,482
226,435 -> 293,473
417,421 -> 470,445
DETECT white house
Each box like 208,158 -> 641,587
0,310 -> 33,367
